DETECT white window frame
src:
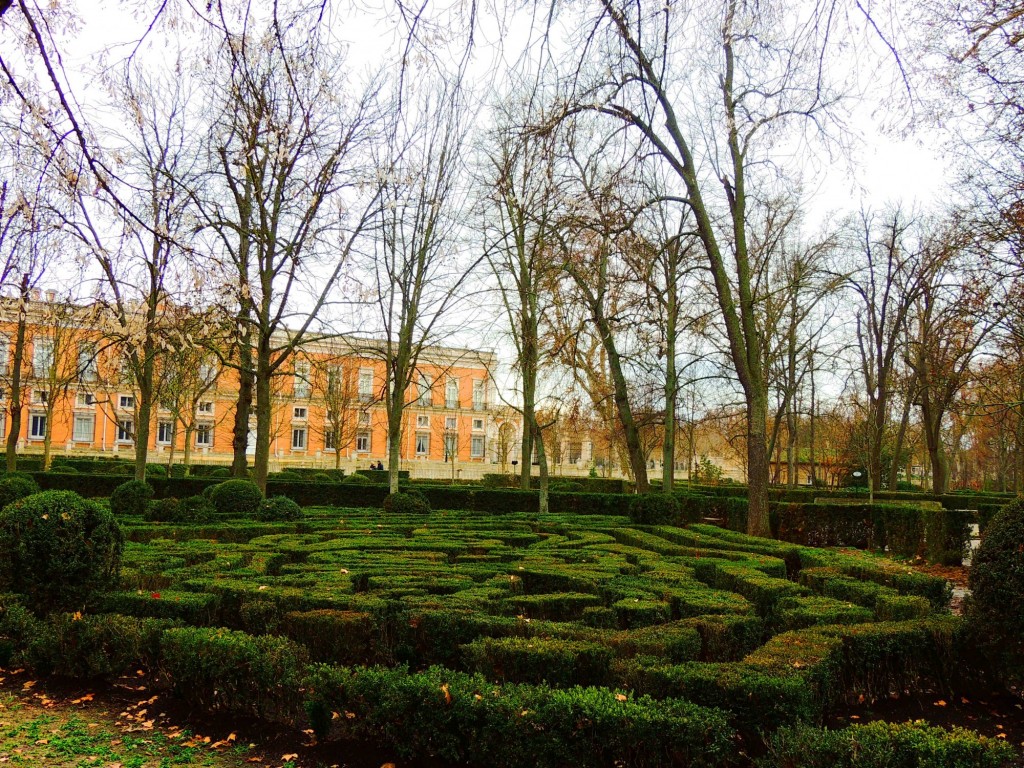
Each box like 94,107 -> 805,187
157,421 -> 174,445
197,401 -> 214,415
472,379 -> 485,411
445,378 -> 459,409
78,342 -> 97,382
358,411 -> 371,426
294,361 -> 311,399
415,432 -> 429,456
116,419 -> 134,443
73,414 -> 95,443
293,406 -> 308,420
471,435 -> 485,459
445,416 -> 458,430
119,395 -> 135,410
32,337 -> 53,378
0,334 -> 10,374
33,390 -> 49,405
472,417 -> 484,431
29,412 -> 46,439
355,431 -> 370,453
291,426 -> 307,450
416,414 -> 430,428
358,369 -> 373,403
75,391 -> 96,408
195,423 -> 213,447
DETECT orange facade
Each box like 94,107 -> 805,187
2,304 -> 499,468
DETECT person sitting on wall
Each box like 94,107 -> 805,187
376,460 -> 384,470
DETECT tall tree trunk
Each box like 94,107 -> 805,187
747,389 -> 771,537
663,265 -> 677,491
231,341 -> 254,478
387,404 -> 403,495
808,368 -> 817,488
888,391 -> 913,490
535,418 -> 550,514
134,342 -> 156,481
253,346 -> 272,493
786,405 -> 797,488
6,275 -> 28,472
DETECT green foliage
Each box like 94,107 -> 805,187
303,663 -> 733,768
209,480 -> 264,517
282,610 -> 375,665
0,474 -> 40,511
628,493 -> 681,525
145,494 -> 215,524
966,497 -> 1024,685
0,491 -> 122,614
255,495 -> 303,521
342,473 -> 371,484
760,721 -> 1015,768
382,491 -> 430,515
160,626 -> 308,718
209,467 -> 231,478
463,637 -> 613,686
110,480 -> 155,517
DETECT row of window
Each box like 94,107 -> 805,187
24,414 -> 487,459
295,365 -> 489,410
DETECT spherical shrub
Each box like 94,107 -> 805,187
342,473 -> 371,484
312,472 -> 335,483
146,464 -> 168,478
110,479 -> 154,517
271,470 -> 303,482
0,491 -> 123,614
209,467 -> 231,479
209,479 -> 264,517
382,491 -> 430,515
628,493 -> 682,525
966,497 -> 1024,684
146,494 -> 215,524
0,473 -> 40,511
180,495 -> 215,523
145,497 -> 181,522
255,495 -> 303,521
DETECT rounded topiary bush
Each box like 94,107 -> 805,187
110,479 -> 154,517
209,479 -> 264,517
966,497 -> 1024,685
0,491 -> 123,614
146,464 -> 168,478
146,494 -> 215,524
0,473 -> 40,511
209,467 -> 231,479
312,472 -> 335,483
342,473 -> 371,484
628,493 -> 681,525
382,491 -> 430,515
255,495 -> 303,521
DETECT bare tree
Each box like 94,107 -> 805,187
195,5 -> 385,491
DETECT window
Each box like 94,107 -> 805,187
445,416 -> 457,431
417,414 -> 430,428
292,427 -> 307,450
73,414 -> 95,443
473,379 -> 485,411
472,418 -> 484,431
356,431 -> 370,453
568,441 -> 582,464
358,411 -> 371,426
29,413 -> 46,439
358,370 -> 373,403
0,335 -> 9,373
471,435 -> 485,459
417,373 -> 432,406
444,433 -> 457,460
78,342 -> 97,382
119,395 -> 135,410
33,390 -> 48,404
415,432 -> 429,455
195,423 -> 213,447
197,401 -> 214,415
198,361 -> 217,385
293,406 -> 307,420
32,336 -> 52,377
76,392 -> 96,408
445,378 -> 459,409
157,421 -> 174,444
294,361 -> 311,399
327,366 -> 344,395
117,419 -> 134,442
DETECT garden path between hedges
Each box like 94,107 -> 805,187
0,667 -> 445,768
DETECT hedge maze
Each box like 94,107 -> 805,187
0,493 -> 1012,767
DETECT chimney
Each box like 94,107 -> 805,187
45,290 -> 56,303
30,289 -> 41,302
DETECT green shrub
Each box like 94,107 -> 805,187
342,473 -> 371,484
160,626 -> 308,719
26,613 -> 172,679
628,493 -> 681,525
383,491 -> 430,515
760,721 -> 1015,768
966,497 -> 1024,685
99,590 -> 221,625
50,464 -> 80,474
0,491 -> 122,614
110,479 -> 154,517
239,600 -> 282,635
146,464 -> 168,478
144,494 -> 215,524
255,495 -> 303,521
209,479 -> 263,517
462,637 -> 613,686
312,472 -> 335,483
209,467 -> 231,479
303,664 -> 733,768
282,610 -> 376,665
0,473 -> 40,511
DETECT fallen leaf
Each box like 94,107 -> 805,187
281,755 -> 298,761
934,700 -> 947,707
441,683 -> 452,705
615,693 -> 627,702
